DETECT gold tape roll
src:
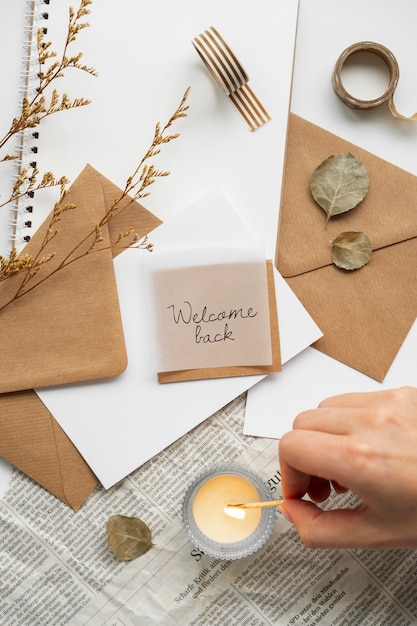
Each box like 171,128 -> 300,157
192,26 -> 271,131
332,41 -> 417,120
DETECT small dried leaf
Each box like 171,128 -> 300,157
311,153 -> 369,222
331,231 -> 373,270
106,515 -> 153,561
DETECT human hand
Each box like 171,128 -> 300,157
278,387 -> 417,549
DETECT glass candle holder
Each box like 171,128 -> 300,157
182,464 -> 276,560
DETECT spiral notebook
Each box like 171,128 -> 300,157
0,1 -> 51,254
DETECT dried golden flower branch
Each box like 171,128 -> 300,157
0,87 -> 190,312
1,249 -> 40,280
48,87 -> 190,267
0,0 -> 96,209
104,87 -> 191,219
0,183 -> 76,304
0,0 -> 190,314
0,168 -> 71,211
1,0 -> 96,145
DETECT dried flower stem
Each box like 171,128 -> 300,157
0,0 -> 97,210
0,0 -> 190,314
0,0 -> 96,150
103,87 -> 191,222
0,87 -> 190,312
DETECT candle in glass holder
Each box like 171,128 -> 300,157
192,474 -> 261,542
182,465 -> 276,560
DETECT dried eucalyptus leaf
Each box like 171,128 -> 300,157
106,515 -> 153,561
311,153 -> 369,222
331,231 -> 372,270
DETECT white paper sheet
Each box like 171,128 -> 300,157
37,190 -> 321,488
244,0 -> 417,439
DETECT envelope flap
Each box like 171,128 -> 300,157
277,114 -> 417,278
86,166 -> 163,255
0,390 -> 98,510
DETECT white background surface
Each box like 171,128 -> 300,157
2,0 -> 416,492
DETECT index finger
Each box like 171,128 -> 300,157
293,406 -> 363,435
318,387 -> 414,410
279,429 -> 348,498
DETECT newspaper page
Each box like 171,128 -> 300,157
1,394 -> 417,626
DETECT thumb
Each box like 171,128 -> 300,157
280,499 -> 368,549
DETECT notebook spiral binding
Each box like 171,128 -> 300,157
8,0 -> 50,252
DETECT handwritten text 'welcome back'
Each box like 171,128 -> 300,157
167,301 -> 258,344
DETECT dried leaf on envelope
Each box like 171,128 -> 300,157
106,515 -> 153,560
311,152 -> 369,222
331,231 -> 373,270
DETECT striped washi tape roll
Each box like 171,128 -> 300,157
192,26 -> 271,131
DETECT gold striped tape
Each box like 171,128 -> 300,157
192,26 -> 271,131
332,41 -> 417,120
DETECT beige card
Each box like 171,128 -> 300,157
153,261 -> 273,372
146,240 -> 281,383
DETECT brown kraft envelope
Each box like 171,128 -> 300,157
0,165 -> 162,509
0,167 -> 127,393
276,113 -> 417,382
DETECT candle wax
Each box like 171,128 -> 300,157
192,474 -> 262,543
